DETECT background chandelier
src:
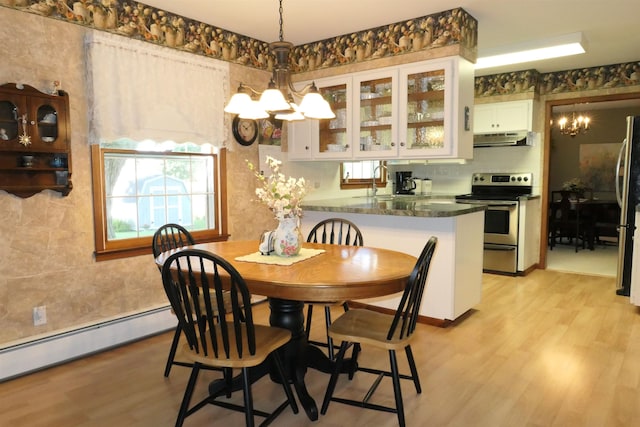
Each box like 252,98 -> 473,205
224,0 -> 335,121
557,110 -> 591,137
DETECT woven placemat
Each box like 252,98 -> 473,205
235,247 -> 326,266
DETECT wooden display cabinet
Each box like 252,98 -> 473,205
0,83 -> 72,198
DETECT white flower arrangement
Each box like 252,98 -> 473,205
247,156 -> 307,220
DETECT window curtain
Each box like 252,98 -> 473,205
85,31 -> 228,146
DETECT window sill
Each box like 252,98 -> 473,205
94,234 -> 230,262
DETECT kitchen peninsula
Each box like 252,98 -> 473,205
300,197 -> 485,325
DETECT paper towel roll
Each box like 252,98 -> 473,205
419,179 -> 432,195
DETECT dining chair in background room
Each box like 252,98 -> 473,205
548,190 -> 595,252
161,248 -> 298,427
321,236 -> 438,427
305,218 -> 364,360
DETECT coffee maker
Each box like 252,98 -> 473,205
395,171 -> 416,195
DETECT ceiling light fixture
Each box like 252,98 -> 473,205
224,0 -> 335,121
557,109 -> 591,137
475,32 -> 587,70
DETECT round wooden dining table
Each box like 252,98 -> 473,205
156,240 -> 417,421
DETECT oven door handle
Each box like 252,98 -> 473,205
484,243 -> 516,251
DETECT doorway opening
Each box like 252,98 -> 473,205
542,93 -> 640,276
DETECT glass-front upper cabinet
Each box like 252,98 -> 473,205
315,75 -> 353,159
398,57 -> 474,158
402,68 -> 447,153
353,69 -> 399,159
288,57 -> 474,161
288,75 -> 352,161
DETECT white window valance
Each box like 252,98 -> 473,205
85,31 -> 228,146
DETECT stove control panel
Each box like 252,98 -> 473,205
471,172 -> 532,187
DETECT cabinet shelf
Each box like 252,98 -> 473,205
407,91 -> 445,102
0,184 -> 72,198
323,127 -> 347,133
408,120 -> 444,128
2,147 -> 68,154
360,96 -> 391,106
361,124 -> 391,131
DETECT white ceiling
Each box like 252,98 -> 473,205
140,0 -> 639,76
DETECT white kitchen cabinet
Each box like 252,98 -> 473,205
287,119 -> 313,160
473,99 -> 533,134
518,197 -> 541,272
398,57 -> 474,158
287,56 -> 474,161
287,75 -> 353,161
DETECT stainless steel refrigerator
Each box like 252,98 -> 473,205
615,116 -> 640,296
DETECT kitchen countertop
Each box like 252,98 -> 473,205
302,195 -> 486,218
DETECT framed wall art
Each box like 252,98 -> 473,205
258,116 -> 283,146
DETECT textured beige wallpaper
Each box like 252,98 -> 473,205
0,7 -> 274,346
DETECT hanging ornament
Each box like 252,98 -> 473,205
17,113 -> 31,147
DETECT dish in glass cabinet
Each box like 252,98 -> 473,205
360,92 -> 380,100
429,77 -> 445,91
41,113 -> 57,124
42,136 -> 55,143
326,144 -> 346,152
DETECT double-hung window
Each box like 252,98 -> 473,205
91,139 -> 227,261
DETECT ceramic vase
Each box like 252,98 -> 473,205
273,216 -> 302,257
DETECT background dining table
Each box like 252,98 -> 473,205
156,239 -> 417,421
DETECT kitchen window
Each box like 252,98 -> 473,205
91,140 -> 228,261
340,160 -> 387,189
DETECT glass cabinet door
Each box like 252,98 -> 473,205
354,70 -> 398,158
35,103 -> 59,144
316,80 -> 351,158
0,100 -> 19,143
399,60 -> 453,157
406,70 -> 445,149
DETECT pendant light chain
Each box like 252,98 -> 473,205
278,0 -> 284,42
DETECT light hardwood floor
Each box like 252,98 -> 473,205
2,269 -> 640,427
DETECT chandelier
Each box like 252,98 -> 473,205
557,110 -> 591,137
224,0 -> 335,121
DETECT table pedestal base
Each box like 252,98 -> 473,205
208,298 -> 355,422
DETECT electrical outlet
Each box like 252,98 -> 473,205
33,306 -> 47,326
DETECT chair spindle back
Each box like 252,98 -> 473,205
387,237 -> 437,341
161,249 -> 256,359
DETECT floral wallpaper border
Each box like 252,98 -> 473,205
475,62 -> 640,98
2,0 -> 639,98
0,1 -> 476,70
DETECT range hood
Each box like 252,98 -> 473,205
473,131 -> 532,147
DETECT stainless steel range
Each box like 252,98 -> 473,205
456,172 -> 533,274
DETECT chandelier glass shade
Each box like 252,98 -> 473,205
224,1 -> 335,121
557,110 -> 591,137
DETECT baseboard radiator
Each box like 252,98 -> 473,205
0,306 -> 176,382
